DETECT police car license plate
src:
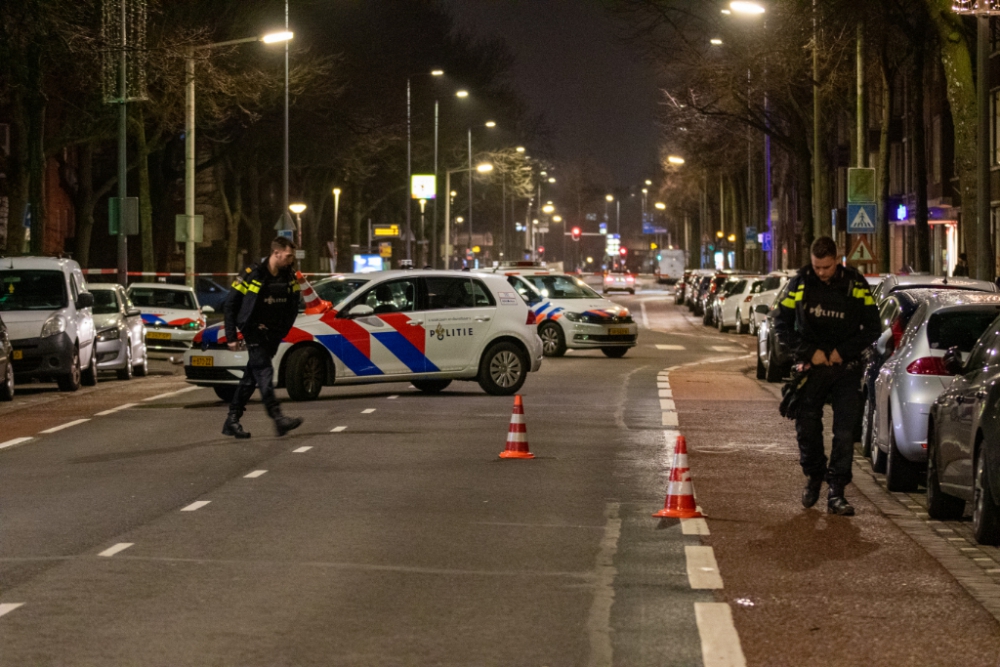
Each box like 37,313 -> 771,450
609,328 -> 629,335
147,332 -> 171,340
12,350 -> 22,360
190,356 -> 213,367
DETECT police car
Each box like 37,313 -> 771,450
494,266 -> 638,358
183,271 -> 543,401
127,282 -> 208,355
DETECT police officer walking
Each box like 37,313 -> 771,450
773,236 -> 880,515
221,236 -> 304,438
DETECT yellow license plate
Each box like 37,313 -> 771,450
609,328 -> 630,335
147,332 -> 171,340
12,350 -> 23,360
190,356 -> 214,367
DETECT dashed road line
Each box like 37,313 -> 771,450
656,344 -> 686,350
293,446 -> 313,453
244,470 -> 267,479
0,603 -> 24,619
0,437 -> 33,451
387,395 -> 399,400
662,412 -> 679,427
660,399 -> 676,411
695,602 -> 747,667
331,426 -> 347,433
98,543 -> 134,558
709,346 -> 743,353
361,408 -> 376,414
95,403 -> 138,416
681,518 -> 711,535
657,382 -> 671,390
685,546 -> 724,589
39,418 -> 90,434
180,501 -> 211,512
142,386 -> 201,402
641,302 -> 651,329
659,389 -> 673,398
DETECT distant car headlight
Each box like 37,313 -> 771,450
563,312 -> 582,322
40,313 -> 67,338
97,327 -> 120,341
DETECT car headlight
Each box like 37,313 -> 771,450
184,321 -> 200,330
97,327 -> 120,341
40,313 -> 67,338
563,312 -> 581,322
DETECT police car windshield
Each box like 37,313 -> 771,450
0,270 -> 68,311
523,275 -> 601,299
311,278 -> 370,309
129,288 -> 197,310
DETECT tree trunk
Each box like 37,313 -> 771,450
246,153 -> 262,263
878,59 -> 893,273
136,105 -> 155,272
215,157 -> 243,274
74,144 -> 95,267
5,89 -> 29,255
795,142 -> 814,267
911,39 -> 931,273
25,53 -> 46,256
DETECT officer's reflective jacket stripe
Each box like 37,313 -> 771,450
773,264 -> 880,364
224,259 -> 300,343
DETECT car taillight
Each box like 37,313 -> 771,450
891,317 -> 906,348
526,310 -> 537,325
744,295 -> 753,303
906,357 -> 950,375
718,296 -> 726,303
626,275 -> 635,283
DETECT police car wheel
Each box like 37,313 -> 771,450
213,385 -> 237,403
286,347 -> 325,401
538,323 -> 567,357
601,347 -> 628,358
0,362 -> 13,401
412,379 -> 452,394
478,342 -> 527,396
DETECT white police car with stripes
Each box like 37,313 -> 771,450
183,271 -> 543,401
495,267 -> 638,358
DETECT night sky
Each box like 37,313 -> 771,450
442,0 -> 661,187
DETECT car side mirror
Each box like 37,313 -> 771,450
875,328 -> 893,356
347,304 -> 374,318
76,292 -> 94,309
754,304 -> 769,315
127,308 -> 141,317
942,346 -> 964,376
201,305 -> 215,314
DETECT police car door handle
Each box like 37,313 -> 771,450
475,316 -> 491,322
408,320 -> 424,326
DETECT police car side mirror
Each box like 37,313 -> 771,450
347,304 -> 374,318
201,305 -> 215,314
942,346 -> 964,376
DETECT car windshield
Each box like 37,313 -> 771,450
91,289 -> 120,315
523,275 -> 601,299
0,270 -> 68,311
760,276 -> 784,291
128,288 -> 197,310
309,278 -> 370,309
926,308 -> 1000,352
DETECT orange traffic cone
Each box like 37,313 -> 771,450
653,435 -> 702,518
295,271 -> 332,315
499,395 -> 534,459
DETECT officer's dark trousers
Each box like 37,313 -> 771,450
795,363 -> 863,487
230,341 -> 280,418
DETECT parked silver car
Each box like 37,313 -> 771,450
90,284 -> 149,380
873,274 -> 997,305
870,290 -> 1000,491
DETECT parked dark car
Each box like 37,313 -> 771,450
0,313 -> 13,400
690,275 -> 713,313
755,281 -> 794,383
674,270 -> 692,305
195,277 -> 230,313
700,273 -> 731,325
927,315 -> 1000,545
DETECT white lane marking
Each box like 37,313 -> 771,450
244,470 -> 267,479
0,603 -> 24,619
39,418 -> 91,434
641,302 -> 650,329
660,399 -> 676,411
98,543 -> 134,557
95,403 -> 138,416
710,346 -> 743,353
686,545 -> 724,589
361,408 -> 376,414
657,382 -> 671,390
293,446 -> 313,453
586,502 -> 620,667
180,501 -> 211,512
0,437 -> 33,450
331,426 -> 347,433
142,386 -> 201,402
659,389 -> 673,398
656,344 -> 685,350
695,602 -> 747,667
682,518 -> 711,535
662,411 -> 679,427
387,395 -> 399,400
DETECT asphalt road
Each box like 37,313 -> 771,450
1,279 -> 999,666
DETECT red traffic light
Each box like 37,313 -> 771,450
619,247 -> 628,256
571,227 -> 581,241
538,246 -> 545,254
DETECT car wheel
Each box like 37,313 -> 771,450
601,346 -> 628,358
764,339 -> 782,383
628,289 -> 635,295
973,447 -> 1000,545
870,422 -> 888,473
412,379 -> 452,394
286,346 -> 325,401
116,341 -> 133,381
735,313 -> 744,335
702,309 -> 713,326
213,385 -> 237,403
0,362 -> 13,401
927,434 -> 965,520
57,347 -> 82,392
134,351 -> 149,377
860,392 -> 874,458
538,322 -> 567,357
749,317 -> 757,336
756,349 -> 766,380
477,341 -> 527,396
885,417 -> 920,492
81,347 -> 98,386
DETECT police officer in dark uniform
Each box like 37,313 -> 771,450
221,236 -> 303,438
773,236 -> 880,515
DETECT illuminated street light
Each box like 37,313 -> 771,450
710,38 -> 723,45
289,203 -> 307,247
485,120 -> 497,128
476,163 -> 494,173
516,146 -> 526,153
548,177 -> 556,183
667,155 -> 686,165
430,69 -> 444,76
552,215 -> 563,223
728,234 -> 737,243
645,179 -> 653,186
542,204 -> 555,214
730,1 -> 765,14
261,31 -> 294,43
716,230 -> 725,239
655,202 -> 666,210
455,90 -> 469,98
606,194 -> 614,202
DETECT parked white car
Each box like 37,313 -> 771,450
747,271 -> 794,336
0,256 -> 98,391
89,283 -> 149,380
715,276 -> 762,334
127,282 -> 208,356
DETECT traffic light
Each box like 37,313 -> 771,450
619,247 -> 628,257
571,227 -> 581,241
538,246 -> 545,255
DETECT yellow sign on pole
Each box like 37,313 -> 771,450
373,224 -> 400,238
379,241 -> 392,258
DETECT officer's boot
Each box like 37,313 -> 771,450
222,407 -> 251,439
827,485 -> 855,516
801,476 -> 823,508
267,404 -> 302,437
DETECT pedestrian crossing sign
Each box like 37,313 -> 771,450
847,203 -> 877,234
847,237 -> 876,264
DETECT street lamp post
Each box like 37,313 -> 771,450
443,163 -> 493,268
406,70 -> 444,262
184,31 -> 292,287
289,203 -> 306,248
332,187 -> 341,271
